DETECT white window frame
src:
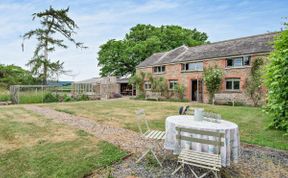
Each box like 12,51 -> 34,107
181,62 -> 203,71
153,65 -> 165,73
144,81 -> 151,90
169,80 -> 178,90
226,56 -> 251,68
225,78 -> 240,91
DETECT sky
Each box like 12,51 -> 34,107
0,0 -> 287,81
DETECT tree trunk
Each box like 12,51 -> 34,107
43,45 -> 48,85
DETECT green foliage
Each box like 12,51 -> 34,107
129,71 -> 146,96
43,93 -> 90,103
78,94 -> 89,101
203,65 -> 224,103
43,93 -> 59,103
175,84 -> 186,100
63,94 -> 72,102
0,88 -> 9,101
23,6 -> 86,84
265,25 -> 288,133
98,24 -> 208,76
147,73 -> 168,96
245,57 -> 265,106
0,64 -> 37,88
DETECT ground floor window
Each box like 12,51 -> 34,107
169,80 -> 178,90
226,78 -> 240,91
144,81 -> 151,90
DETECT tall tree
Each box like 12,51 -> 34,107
98,24 -> 208,76
0,64 -> 37,88
23,6 -> 86,84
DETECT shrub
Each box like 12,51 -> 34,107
129,71 -> 146,96
63,94 -> 72,102
78,94 -> 89,101
175,84 -> 185,100
245,57 -> 265,106
203,65 -> 223,103
43,93 -> 59,103
265,25 -> 288,133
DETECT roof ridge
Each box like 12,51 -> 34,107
188,31 -> 279,49
172,46 -> 189,61
157,45 -> 188,62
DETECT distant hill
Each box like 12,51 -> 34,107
47,81 -> 72,87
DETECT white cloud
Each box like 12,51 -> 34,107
0,0 -> 286,81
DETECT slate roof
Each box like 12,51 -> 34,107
137,32 -> 278,68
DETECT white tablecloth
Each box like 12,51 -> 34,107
164,115 -> 240,167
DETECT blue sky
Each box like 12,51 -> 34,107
0,0 -> 287,81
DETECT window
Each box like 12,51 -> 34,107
153,66 -> 165,73
226,78 -> 240,91
144,81 -> 151,90
181,62 -> 203,71
226,56 -> 251,67
169,80 -> 178,90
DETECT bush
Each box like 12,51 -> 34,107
63,94 -> 72,102
175,84 -> 185,100
245,57 -> 265,106
265,27 -> 288,133
203,65 -> 223,103
43,93 -> 59,103
78,94 -> 89,101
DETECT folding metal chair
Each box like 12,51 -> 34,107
172,127 -> 224,178
135,109 -> 166,167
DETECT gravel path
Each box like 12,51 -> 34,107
24,105 -> 288,178
24,105 -> 152,154
108,144 -> 288,178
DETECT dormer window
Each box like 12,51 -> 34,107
153,66 -> 165,73
226,56 -> 250,68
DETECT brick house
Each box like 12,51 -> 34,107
136,32 -> 277,105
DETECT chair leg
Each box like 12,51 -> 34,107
198,170 -> 212,178
212,171 -> 220,178
151,149 -> 163,167
188,166 -> 199,178
136,148 -> 163,167
172,164 -> 183,175
136,149 -> 150,163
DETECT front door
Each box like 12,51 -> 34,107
191,79 -> 203,102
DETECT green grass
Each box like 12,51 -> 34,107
45,99 -> 288,150
0,140 -> 126,178
19,91 -> 47,104
0,107 -> 127,177
0,88 -> 9,102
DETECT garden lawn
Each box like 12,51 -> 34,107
0,88 -> 9,101
44,99 -> 288,150
0,106 -> 127,178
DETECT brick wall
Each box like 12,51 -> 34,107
137,53 -> 268,105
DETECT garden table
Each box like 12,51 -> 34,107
164,115 -> 240,167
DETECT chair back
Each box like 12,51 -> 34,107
176,127 -> 224,155
179,106 -> 184,115
135,109 -> 150,134
203,112 -> 222,122
179,106 -> 194,115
